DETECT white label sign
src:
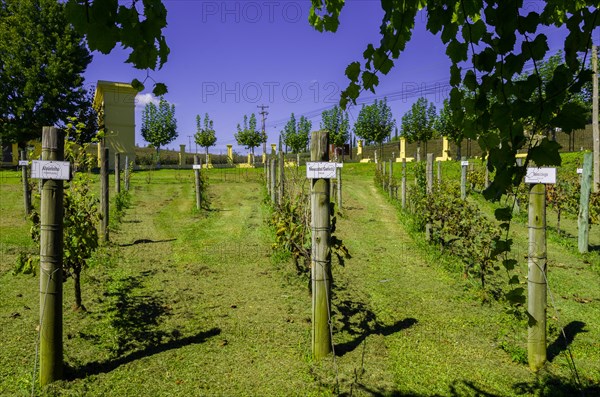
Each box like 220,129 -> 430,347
525,167 -> 556,184
461,160 -> 469,166
31,160 -> 71,180
192,164 -> 202,170
336,163 -> 344,168
577,168 -> 583,174
306,162 -> 337,179
18,160 -> 28,166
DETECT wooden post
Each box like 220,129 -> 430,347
388,159 -> 393,198
278,142 -> 285,207
39,126 -> 64,385
382,157 -> 386,189
461,157 -> 467,200
194,155 -> 202,210
310,131 -> 332,359
426,153 -> 433,194
578,152 -> 593,253
21,150 -> 31,216
436,160 -> 441,185
336,166 -> 342,210
100,147 -> 109,243
528,183 -> 547,372
425,153 -> 433,240
592,45 -> 599,192
124,155 -> 130,191
270,158 -> 276,204
401,159 -> 407,209
114,153 -> 120,194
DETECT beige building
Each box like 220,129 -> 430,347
93,80 -> 137,169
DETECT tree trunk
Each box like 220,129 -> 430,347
205,146 -> 209,165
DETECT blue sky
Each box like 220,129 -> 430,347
82,1 -> 595,155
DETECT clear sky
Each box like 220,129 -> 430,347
82,0 -> 595,155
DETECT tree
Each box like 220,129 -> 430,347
401,97 -> 437,160
309,0 -> 598,198
194,113 -> 217,163
282,113 -> 311,165
141,97 -> 178,163
353,97 -> 395,158
72,88 -> 99,144
435,98 -> 463,159
235,113 -> 262,159
0,0 -> 92,144
321,105 -> 350,159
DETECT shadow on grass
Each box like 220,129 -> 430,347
333,298 -> 417,357
547,320 -> 587,362
346,376 -> 600,397
119,238 -> 177,247
68,328 -> 221,380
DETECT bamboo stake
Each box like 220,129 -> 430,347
578,152 -> 593,253
270,158 -> 276,204
336,166 -> 342,210
388,159 -> 393,198
528,183 -> 547,372
114,153 -> 120,194
124,155 -> 130,191
278,142 -> 285,207
426,153 -> 433,194
401,159 -> 406,209
39,126 -> 64,385
101,147 -> 109,243
461,156 -> 467,199
21,150 -> 31,216
311,130 -> 332,359
194,155 -> 202,210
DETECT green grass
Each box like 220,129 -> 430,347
1,162 -> 599,396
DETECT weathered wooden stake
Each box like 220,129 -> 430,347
388,159 -> 393,198
592,45 -> 599,192
311,130 -> 332,359
194,155 -> 202,210
528,183 -> 547,372
461,156 -> 467,200
336,166 -> 342,210
425,153 -> 433,240
578,152 -> 593,253
426,153 -> 433,194
39,126 -> 64,385
270,158 -> 276,204
114,153 -> 121,194
100,147 -> 109,243
278,145 -> 285,207
21,150 -> 31,216
124,155 -> 130,191
401,159 -> 406,209
436,160 -> 442,185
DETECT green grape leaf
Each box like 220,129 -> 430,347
131,79 -> 145,92
152,83 -> 168,96
345,62 -> 361,82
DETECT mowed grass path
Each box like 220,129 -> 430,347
1,166 -> 599,396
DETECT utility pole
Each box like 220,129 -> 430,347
258,104 -> 269,162
592,45 -> 599,192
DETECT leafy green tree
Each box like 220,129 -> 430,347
141,97 -> 178,163
435,98 -> 463,159
401,97 -> 437,159
321,105 -> 350,159
309,0 -> 598,199
282,113 -> 311,164
0,0 -> 92,144
282,113 -> 312,153
235,113 -> 262,159
63,0 -> 168,96
194,113 -> 217,163
72,88 -> 99,144
353,98 -> 395,158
